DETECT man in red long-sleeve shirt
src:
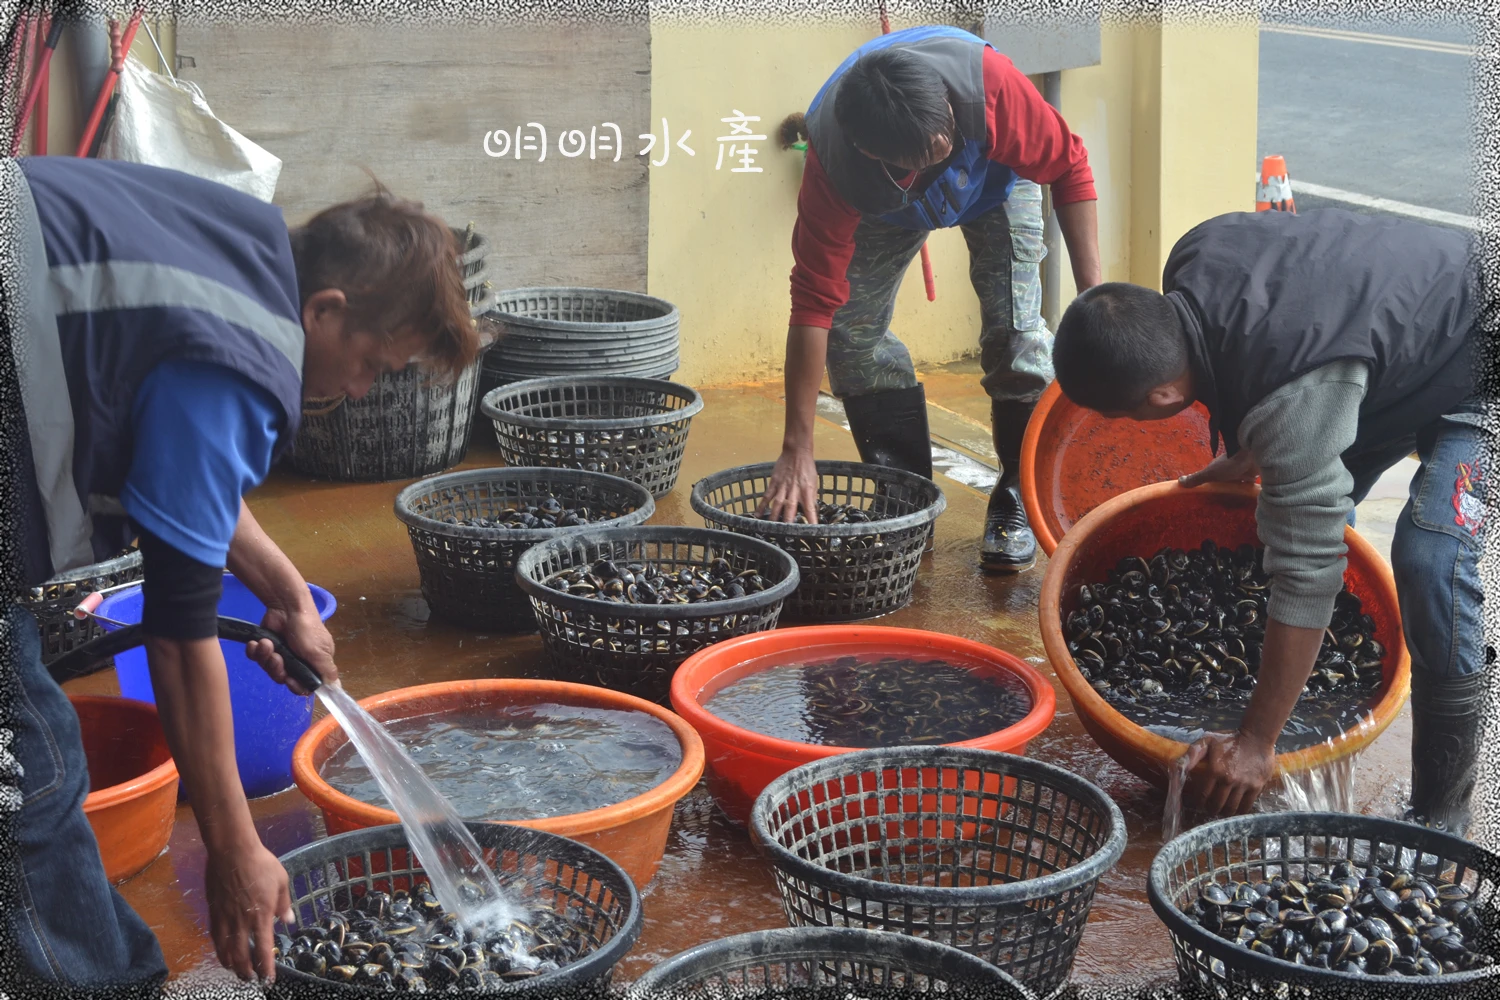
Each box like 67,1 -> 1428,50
760,25 -> 1102,572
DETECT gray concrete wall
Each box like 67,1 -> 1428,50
177,21 -> 651,292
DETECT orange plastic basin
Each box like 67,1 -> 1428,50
1021,380 -> 1216,556
1039,481 -> 1411,788
71,695 -> 180,884
670,626 -> 1057,827
291,680 -> 704,889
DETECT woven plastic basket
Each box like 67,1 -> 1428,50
691,461 -> 946,622
479,287 -> 680,397
1148,811 -> 1500,999
269,821 -> 641,997
627,926 -> 1036,1000
751,746 -> 1127,997
513,526 -> 799,704
286,226 -> 496,483
481,376 -> 703,499
393,468 -> 655,632
18,548 -> 143,665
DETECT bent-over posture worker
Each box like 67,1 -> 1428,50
761,24 -> 1102,572
1052,207 -> 1486,833
3,156 -> 479,986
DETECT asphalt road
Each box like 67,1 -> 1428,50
1257,17 -> 1479,224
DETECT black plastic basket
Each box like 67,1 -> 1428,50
480,376 -> 704,499
479,286 -> 681,396
18,548 -> 143,665
513,526 -> 799,704
627,926 -> 1036,1000
1148,811 -> 1500,1000
394,468 -> 655,632
270,822 -> 642,997
750,746 -> 1127,997
691,461 -> 946,623
286,226 -> 496,483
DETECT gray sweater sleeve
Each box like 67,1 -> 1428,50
1239,360 -> 1370,630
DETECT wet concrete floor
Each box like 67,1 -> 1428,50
64,361 -> 1419,994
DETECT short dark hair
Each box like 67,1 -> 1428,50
1053,282 -> 1188,412
833,48 -> 953,166
290,181 -> 479,379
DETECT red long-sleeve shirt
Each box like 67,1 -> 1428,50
789,47 -> 1096,329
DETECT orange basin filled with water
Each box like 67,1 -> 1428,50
72,695 -> 180,884
1020,380 -> 1217,556
670,626 -> 1057,827
1039,481 -> 1411,788
291,679 -> 704,889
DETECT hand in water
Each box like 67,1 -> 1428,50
1179,449 -> 1260,488
206,842 -> 295,982
759,447 -> 820,524
246,606 -> 338,694
1182,731 -> 1276,816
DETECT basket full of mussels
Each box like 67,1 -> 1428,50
270,821 -> 642,995
480,376 -> 703,499
1039,482 -> 1411,789
690,461 -> 945,622
1149,811 -> 1500,998
394,468 -> 655,632
514,526 -> 799,704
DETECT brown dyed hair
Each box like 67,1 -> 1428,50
288,179 -> 478,379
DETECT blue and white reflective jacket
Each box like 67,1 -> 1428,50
805,25 -> 1018,230
6,156 -> 304,585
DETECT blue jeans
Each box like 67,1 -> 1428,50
4,603 -> 167,987
1344,409 -> 1488,683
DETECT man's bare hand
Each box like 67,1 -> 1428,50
759,447 -> 820,524
1181,731 -> 1277,817
1179,449 -> 1260,488
245,606 -> 337,695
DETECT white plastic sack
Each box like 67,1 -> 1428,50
97,55 -> 281,203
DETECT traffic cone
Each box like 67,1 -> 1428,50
1255,155 -> 1295,212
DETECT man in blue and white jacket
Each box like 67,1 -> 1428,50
2,156 -> 478,987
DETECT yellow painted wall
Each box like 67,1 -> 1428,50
653,15 -> 1261,386
647,20 -> 986,389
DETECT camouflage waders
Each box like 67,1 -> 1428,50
827,179 -> 1050,572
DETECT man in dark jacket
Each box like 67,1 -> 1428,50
2,156 -> 478,987
760,24 -> 1102,572
1051,208 -> 1486,833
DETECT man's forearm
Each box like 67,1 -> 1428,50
147,636 -> 260,855
226,499 -> 314,615
783,325 -> 830,453
1055,198 -> 1102,291
1235,618 -> 1326,752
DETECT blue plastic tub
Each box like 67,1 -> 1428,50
98,574 -> 337,799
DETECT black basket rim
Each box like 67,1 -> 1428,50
274,821 -> 643,994
392,467 -> 656,541
514,525 -> 801,621
1146,810 -> 1500,990
690,461 -> 947,537
491,286 -> 680,332
480,376 -> 704,432
626,926 -> 1036,999
24,548 -> 143,597
750,746 -> 1128,907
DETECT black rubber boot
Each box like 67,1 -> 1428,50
841,385 -> 933,480
981,399 -> 1038,573
1402,670 -> 1488,839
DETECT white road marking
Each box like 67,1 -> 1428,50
1261,22 -> 1476,56
1287,179 -> 1485,231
